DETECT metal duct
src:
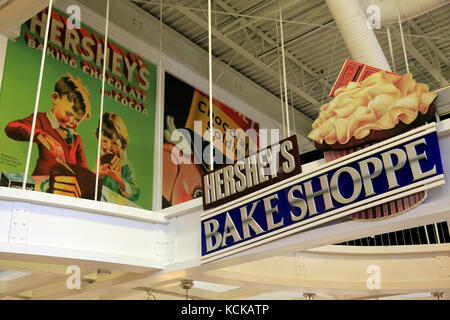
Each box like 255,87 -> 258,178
325,0 -> 392,70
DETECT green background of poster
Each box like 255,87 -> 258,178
0,8 -> 156,210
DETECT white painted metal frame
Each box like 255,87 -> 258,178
0,186 -> 167,223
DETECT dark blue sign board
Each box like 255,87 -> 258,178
201,127 -> 445,261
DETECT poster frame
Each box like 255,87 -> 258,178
0,0 -> 164,221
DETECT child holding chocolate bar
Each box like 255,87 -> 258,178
95,112 -> 140,202
5,73 -> 91,176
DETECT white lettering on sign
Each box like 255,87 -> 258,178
203,138 -> 297,206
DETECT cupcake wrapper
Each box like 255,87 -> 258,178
323,145 -> 425,221
349,191 -> 426,221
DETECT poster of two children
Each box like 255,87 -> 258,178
0,8 -> 156,211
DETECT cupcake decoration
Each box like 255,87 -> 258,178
308,69 -> 438,220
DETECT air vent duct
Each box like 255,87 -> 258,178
359,0 -> 448,25
325,0 -> 392,71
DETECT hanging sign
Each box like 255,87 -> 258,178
201,124 -> 445,263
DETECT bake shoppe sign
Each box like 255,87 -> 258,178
201,124 -> 445,262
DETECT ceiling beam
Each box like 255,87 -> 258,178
226,1 -> 329,38
391,32 -> 448,85
426,12 -> 449,40
83,0 -> 314,137
408,20 -> 450,67
218,287 -> 267,299
0,274 -> 60,298
209,0 -> 333,91
35,271 -> 156,300
175,6 -> 320,107
192,0 -> 286,42
219,0 -> 278,35
0,260 -> 69,276
0,266 -> 98,299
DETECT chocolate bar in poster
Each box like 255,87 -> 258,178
48,164 -> 102,201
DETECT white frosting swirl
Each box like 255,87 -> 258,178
308,71 -> 437,145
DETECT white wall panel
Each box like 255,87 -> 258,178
0,200 -> 12,243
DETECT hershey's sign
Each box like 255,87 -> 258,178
202,135 -> 302,210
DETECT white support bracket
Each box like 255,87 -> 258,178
436,254 -> 450,281
295,253 -> 308,280
9,202 -> 31,244
153,229 -> 173,263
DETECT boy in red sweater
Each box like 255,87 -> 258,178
5,73 -> 91,176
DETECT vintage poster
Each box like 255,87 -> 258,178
163,72 -> 260,208
0,8 -> 156,211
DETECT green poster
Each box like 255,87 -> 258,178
0,8 -> 156,211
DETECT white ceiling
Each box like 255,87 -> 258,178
133,0 -> 450,122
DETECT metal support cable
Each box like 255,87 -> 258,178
279,0 -> 290,138
386,27 -> 396,73
275,12 -> 286,139
94,0 -> 110,201
397,0 -> 409,73
208,0 -> 214,171
155,0 -> 164,210
22,0 -> 54,189
290,86 -> 296,139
